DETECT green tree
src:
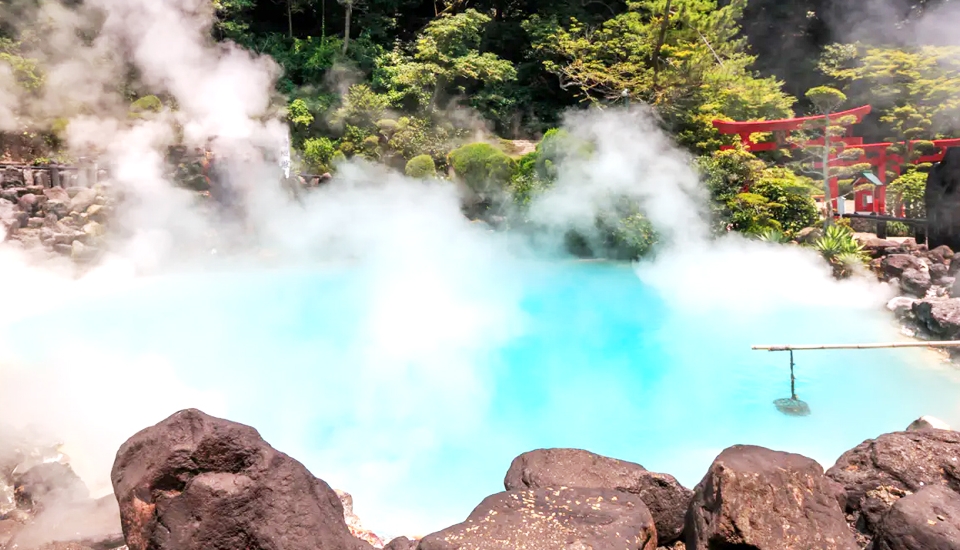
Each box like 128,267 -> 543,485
374,9 -> 517,116
524,0 -> 795,151
699,145 -> 818,237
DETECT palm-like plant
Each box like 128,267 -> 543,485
813,225 -> 869,277
756,228 -> 788,244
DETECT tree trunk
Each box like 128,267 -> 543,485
287,0 -> 293,38
342,1 -> 352,54
822,111 -> 833,229
651,0 -> 673,90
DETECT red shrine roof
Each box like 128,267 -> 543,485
712,105 -> 873,134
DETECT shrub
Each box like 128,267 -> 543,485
812,224 -> 869,278
887,221 -> 911,237
608,213 -> 658,259
889,170 -> 927,218
332,84 -> 388,130
301,137 -> 337,173
447,142 -> 517,194
405,154 -> 437,178
129,95 -> 163,118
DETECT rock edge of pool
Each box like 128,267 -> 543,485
2,409 -> 959,550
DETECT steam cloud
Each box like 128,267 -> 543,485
0,0 -> 954,541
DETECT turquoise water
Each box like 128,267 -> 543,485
6,260 -> 960,535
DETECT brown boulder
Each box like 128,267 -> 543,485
863,237 -> 900,258
827,430 -> 960,534
871,485 -> 960,550
111,408 -> 369,550
883,254 -> 925,279
384,536 -> 417,550
912,299 -> 960,339
686,445 -> 857,550
504,448 -> 691,545
418,486 -> 657,550
901,268 -> 933,296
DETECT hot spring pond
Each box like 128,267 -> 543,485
6,260 -> 960,535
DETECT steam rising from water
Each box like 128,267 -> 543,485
0,0 -> 958,540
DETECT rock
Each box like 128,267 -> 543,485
86,204 -> 106,222
384,537 -> 416,550
0,518 -> 18,547
44,187 -> 70,202
69,188 -> 97,213
45,199 -> 70,219
504,448 -> 691,545
883,255 -> 926,280
336,489 -> 384,547
111,408 -> 370,550
907,416 -> 952,432
864,237 -> 900,258
871,485 -> 960,550
0,189 -> 18,202
27,217 -> 44,229
912,299 -> 960,339
14,463 -> 89,511
18,193 -> 39,215
827,430 -> 960,535
82,221 -> 105,238
933,245 -> 957,260
887,297 -> 917,318
65,187 -> 85,199
932,263 -> 951,283
902,268 -> 933,296
2,167 -> 24,187
686,445 -> 857,550
796,227 -> 823,244
419,487 -> 657,550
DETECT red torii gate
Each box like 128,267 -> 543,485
711,106 -> 960,215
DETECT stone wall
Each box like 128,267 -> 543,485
0,164 -> 112,262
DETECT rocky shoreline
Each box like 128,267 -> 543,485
2,409 -> 959,550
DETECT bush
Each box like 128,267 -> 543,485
447,142 -> 517,194
889,170 -> 927,218
812,224 -> 869,278
405,154 -> 437,178
887,221 -> 911,237
608,213 -> 658,259
301,137 -> 337,173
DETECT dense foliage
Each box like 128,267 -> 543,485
2,0 -> 959,261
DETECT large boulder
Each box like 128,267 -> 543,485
863,237 -> 900,258
418,486 -> 657,550
871,485 -> 960,550
912,299 -> 960,339
827,430 -> 960,534
686,445 -> 857,550
503,448 -> 691,545
384,537 -> 416,550
111,408 -> 370,550
883,255 -> 926,280
901,268 -> 933,297
68,188 -> 98,214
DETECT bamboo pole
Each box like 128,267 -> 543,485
753,341 -> 960,351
